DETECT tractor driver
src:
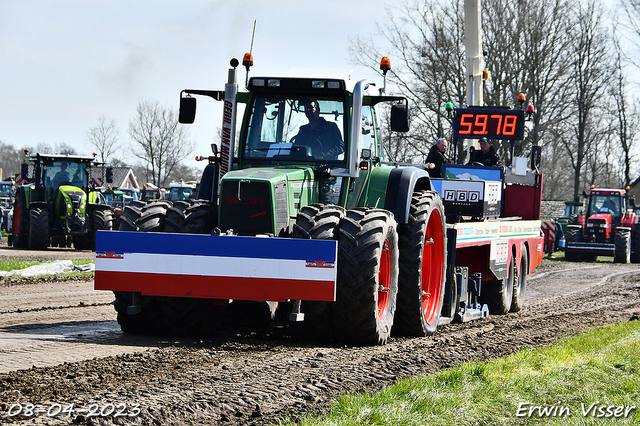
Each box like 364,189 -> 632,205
469,137 -> 501,166
601,196 -> 618,215
293,100 -> 344,160
51,162 -> 71,189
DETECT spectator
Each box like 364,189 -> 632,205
425,137 -> 451,177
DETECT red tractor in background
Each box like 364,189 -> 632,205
564,188 -> 639,263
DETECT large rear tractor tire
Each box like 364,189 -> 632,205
614,229 -> 631,264
334,208 -> 399,345
162,201 -> 192,232
12,191 -> 29,248
119,205 -> 142,231
181,203 -> 216,234
481,255 -> 514,315
28,207 -> 49,250
135,202 -> 170,232
510,251 -> 528,313
632,229 -> 640,263
289,203 -> 345,341
394,190 -> 446,337
94,209 -> 114,232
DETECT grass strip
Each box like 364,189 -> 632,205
280,320 -> 640,425
0,259 -> 93,272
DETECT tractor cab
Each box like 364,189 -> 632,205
583,190 -> 627,239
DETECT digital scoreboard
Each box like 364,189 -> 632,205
453,108 -> 525,141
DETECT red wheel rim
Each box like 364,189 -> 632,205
421,208 -> 444,324
378,238 -> 391,320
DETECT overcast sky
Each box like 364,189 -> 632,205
1,0 -> 392,165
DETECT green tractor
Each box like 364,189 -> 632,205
11,153 -> 114,250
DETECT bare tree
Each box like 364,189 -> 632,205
349,0 -> 466,162
484,0 -> 575,169
128,100 -> 195,187
560,1 -> 614,201
87,116 -> 120,165
610,32 -> 640,187
0,141 -> 28,179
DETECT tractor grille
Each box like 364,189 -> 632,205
587,219 -> 608,243
219,180 -> 288,236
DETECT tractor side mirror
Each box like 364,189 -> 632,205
179,96 -> 197,124
629,196 -> 636,208
20,163 -> 29,182
390,102 -> 410,132
106,167 -> 114,184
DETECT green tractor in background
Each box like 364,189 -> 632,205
10,153 -> 114,250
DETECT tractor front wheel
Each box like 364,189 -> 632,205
614,229 -> 631,264
289,203 -> 345,341
334,208 -> 399,345
12,191 -> 29,248
28,207 -> 49,250
564,227 -> 582,262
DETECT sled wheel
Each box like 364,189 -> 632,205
510,250 -> 528,313
482,255 -> 514,315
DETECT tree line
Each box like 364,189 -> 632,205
350,0 -> 640,201
0,100 -> 198,188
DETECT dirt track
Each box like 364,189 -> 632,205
0,248 -> 639,425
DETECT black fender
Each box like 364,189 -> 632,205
87,203 -> 112,217
197,162 -> 220,203
383,167 -> 433,224
28,201 -> 48,210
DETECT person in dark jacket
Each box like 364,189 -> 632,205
470,137 -> 501,166
293,100 -> 344,160
425,137 -> 451,177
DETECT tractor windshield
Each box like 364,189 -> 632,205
589,195 -> 622,217
0,183 -> 12,198
243,96 -> 346,163
169,187 -> 193,201
44,160 -> 88,197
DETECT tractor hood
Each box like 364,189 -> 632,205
218,166 -> 319,237
56,185 -> 87,219
587,213 -> 612,226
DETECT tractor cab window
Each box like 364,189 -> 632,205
243,96 -> 346,163
591,195 -> 621,217
169,187 -> 193,201
44,160 -> 88,199
361,106 -> 376,154
0,183 -> 12,198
